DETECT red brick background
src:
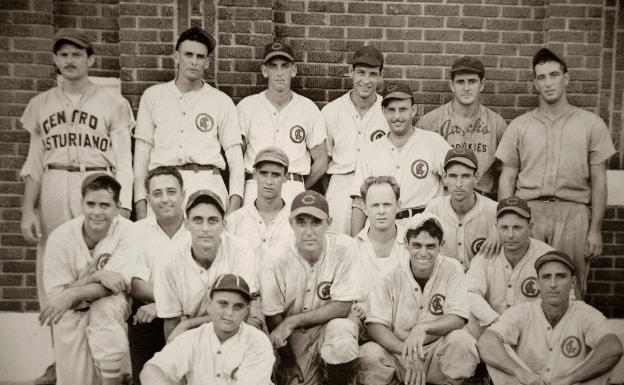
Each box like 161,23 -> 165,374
0,0 -> 622,316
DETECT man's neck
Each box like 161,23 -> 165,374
299,244 -> 324,266
255,195 -> 285,214
368,223 -> 397,244
538,95 -> 571,119
350,91 -> 376,116
214,325 -> 239,344
61,77 -> 91,96
541,299 -> 569,328
451,99 -> 479,119
82,225 -> 107,250
504,240 -> 531,268
266,88 -> 292,109
156,214 -> 185,239
191,243 -> 219,270
175,76 -> 203,93
450,192 -> 477,217
388,127 -> 415,148
409,259 -> 434,281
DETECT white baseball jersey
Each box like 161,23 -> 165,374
322,91 -> 389,175
145,322 -> 274,385
237,90 -> 327,175
425,193 -> 498,270
366,255 -> 468,341
417,102 -> 507,194
352,129 -> 451,209
135,81 -> 242,171
19,84 -> 135,209
154,232 -> 257,319
490,300 -> 611,383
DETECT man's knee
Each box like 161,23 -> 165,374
358,341 -> 388,364
88,294 -> 130,324
320,318 -> 358,364
437,329 -> 479,380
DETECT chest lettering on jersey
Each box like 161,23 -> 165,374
429,293 -> 445,315
370,130 -> 386,142
411,159 -> 429,179
317,281 -> 332,300
440,117 -> 490,138
195,113 -> 214,132
95,253 -> 111,271
290,125 -> 306,143
520,277 -> 539,298
471,237 -> 486,255
452,142 -> 488,153
42,110 -> 99,135
561,336 -> 582,358
42,132 -> 109,152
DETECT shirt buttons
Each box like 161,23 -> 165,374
357,149 -> 360,152
263,238 -> 267,242
217,350 -> 221,354
182,112 -> 186,115
217,374 -> 221,378
549,348 -> 553,351
303,307 -> 308,311
458,242 -> 462,246
506,304 -> 510,308
458,223 -> 462,227
419,306 -> 424,310
507,284 -> 512,288
547,326 -> 551,330
396,166 -> 400,169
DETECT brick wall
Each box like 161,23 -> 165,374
0,0 -> 622,316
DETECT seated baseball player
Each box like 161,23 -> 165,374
39,173 -> 142,385
478,251 -> 623,385
260,190 -> 360,385
141,274 -> 275,385
425,148 -> 498,271
358,213 -> 479,385
154,189 -> 261,343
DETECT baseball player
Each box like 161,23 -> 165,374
141,274 -> 275,385
351,82 -> 451,236
358,213 -> 479,385
133,26 -> 244,219
425,148 -> 498,270
154,189 -> 261,343
237,41 -> 328,208
496,48 -> 616,297
477,251 -> 623,385
260,190 -> 360,385
322,45 -> 389,235
39,173 -> 142,385
128,166 -> 190,383
418,56 -> 507,199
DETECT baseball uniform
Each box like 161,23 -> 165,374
495,106 -> 616,294
144,322 -> 274,385
237,90 -> 327,207
418,102 -> 507,195
358,256 -> 478,385
43,215 -> 142,385
135,80 -> 244,206
322,91 -> 389,234
425,193 -> 498,270
260,232 -> 361,385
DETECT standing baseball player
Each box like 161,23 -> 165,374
19,30 -> 134,384
477,251 -> 623,385
237,41 -> 328,208
496,48 -> 616,297
417,56 -> 507,199
358,213 -> 479,385
154,189 -> 261,343
133,26 -> 244,219
260,190 -> 360,385
425,148 -> 498,270
351,82 -> 451,236
39,173 -> 142,385
141,274 -> 275,385
322,45 -> 389,235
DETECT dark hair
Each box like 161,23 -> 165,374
53,40 -> 94,57
381,96 -> 415,108
82,178 -> 121,203
175,26 -> 214,52
532,48 -> 567,75
360,176 -> 400,203
450,70 -> 484,81
145,166 -> 184,192
405,219 -> 444,244
185,196 -> 225,219
352,62 -> 384,72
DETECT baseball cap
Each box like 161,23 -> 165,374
496,196 -> 531,219
254,146 -> 289,169
81,172 -> 121,196
186,189 -> 225,216
450,56 -> 485,78
382,82 -> 413,105
175,26 -> 216,54
444,148 -> 479,170
211,274 -> 252,302
534,250 -> 576,275
352,45 -> 384,68
405,212 -> 444,234
53,29 -> 92,53
290,190 -> 329,220
263,41 -> 294,63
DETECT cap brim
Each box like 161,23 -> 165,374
450,65 -> 483,74
254,156 -> 288,168
535,255 -> 575,274
383,91 -> 412,101
496,207 -> 531,219
264,52 -> 294,63
186,192 -> 225,214
211,287 -> 252,302
353,56 -> 382,67
444,157 -> 477,170
54,36 -> 91,50
290,206 -> 328,220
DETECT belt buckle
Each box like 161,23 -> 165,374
193,164 -> 199,173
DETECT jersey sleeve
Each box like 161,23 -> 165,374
19,95 -> 41,135
216,94 -> 243,150
43,228 -> 76,298
588,117 -> 616,165
365,272 -> 394,328
443,260 -> 470,319
234,330 -> 276,385
416,109 -> 439,133
489,304 -> 525,346
329,239 -> 361,302
466,255 -> 500,326
134,89 -> 156,145
433,133 -> 452,177
580,303 -> 609,348
321,104 -> 337,156
144,327 -> 196,382
493,112 -> 508,143
259,255 -> 286,316
236,98 -> 252,140
154,259 -> 184,318
304,102 -> 327,150
20,133 -> 45,183
494,120 -> 521,168
103,222 -> 148,288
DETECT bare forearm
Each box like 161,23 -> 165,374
163,317 -> 181,340
468,292 -> 500,327
266,314 -> 284,333
132,141 -> 151,203
182,314 -> 212,330
21,176 -> 40,212
225,144 -> 245,200
351,206 -> 366,237
421,314 -> 466,336
305,142 -> 329,189
130,278 -> 154,303
477,330 -> 529,378
566,334 -> 623,384
498,165 -> 518,200
66,283 -> 111,307
367,323 -> 404,355
287,301 -> 351,330
589,164 -> 607,232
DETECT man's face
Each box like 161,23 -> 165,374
450,73 -> 484,106
383,98 -> 415,136
175,40 -> 209,82
254,162 -> 287,201
210,291 -> 249,334
291,214 -> 329,258
534,61 -> 568,104
496,212 -> 531,255
186,203 -> 224,249
81,188 -> 120,233
147,174 -> 184,221
364,183 -> 398,232
352,65 -> 382,99
444,163 -> 478,202
262,57 -> 296,93
538,261 -> 575,307
406,230 -> 441,275
53,43 -> 94,82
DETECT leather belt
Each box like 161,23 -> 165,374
396,207 -> 425,220
175,163 -> 220,174
536,196 -> 565,202
245,172 -> 304,183
47,163 -> 113,172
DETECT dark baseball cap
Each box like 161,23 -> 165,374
290,190 -> 329,220
444,148 -> 479,170
382,82 -> 413,105
496,196 -> 531,219
211,274 -> 252,302
186,189 -> 225,217
176,26 -> 216,55
254,146 -> 289,169
53,29 -> 92,53
263,41 -> 294,63
352,45 -> 384,68
535,250 -> 575,276
450,56 -> 485,78
81,172 -> 121,197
